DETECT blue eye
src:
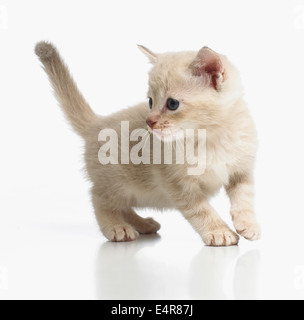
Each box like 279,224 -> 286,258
167,98 -> 180,111
149,98 -> 153,109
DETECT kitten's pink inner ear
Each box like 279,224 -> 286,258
190,47 -> 224,90
137,45 -> 158,63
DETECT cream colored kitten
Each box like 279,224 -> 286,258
35,41 -> 260,246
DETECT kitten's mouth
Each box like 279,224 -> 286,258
150,128 -> 183,141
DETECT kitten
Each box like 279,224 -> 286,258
35,41 -> 260,246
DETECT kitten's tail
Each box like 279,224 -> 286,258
35,41 -> 98,137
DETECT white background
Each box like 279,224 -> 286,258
1,0 -> 304,300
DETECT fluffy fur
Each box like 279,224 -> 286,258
35,41 -> 260,246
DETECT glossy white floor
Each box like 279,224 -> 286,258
1,185 -> 304,300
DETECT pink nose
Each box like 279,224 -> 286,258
146,115 -> 160,129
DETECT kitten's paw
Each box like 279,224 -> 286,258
136,218 -> 161,234
203,228 -> 239,247
234,217 -> 261,241
104,224 -> 139,242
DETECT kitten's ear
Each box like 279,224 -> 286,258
137,45 -> 158,63
190,47 -> 224,90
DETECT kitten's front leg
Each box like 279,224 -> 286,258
180,200 -> 239,246
225,173 -> 261,241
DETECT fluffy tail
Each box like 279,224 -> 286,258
35,41 -> 97,137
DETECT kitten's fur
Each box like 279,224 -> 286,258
35,41 -> 260,246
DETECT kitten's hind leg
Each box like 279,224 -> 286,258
92,192 -> 139,242
122,209 -> 161,235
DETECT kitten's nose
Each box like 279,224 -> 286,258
146,115 -> 160,129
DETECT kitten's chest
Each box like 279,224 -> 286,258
203,143 -> 236,187
173,148 -> 232,196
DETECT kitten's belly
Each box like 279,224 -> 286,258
132,187 -> 175,209
130,169 -> 225,209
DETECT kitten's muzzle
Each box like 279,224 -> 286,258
146,115 -> 160,129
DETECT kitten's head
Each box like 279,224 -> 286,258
138,45 -> 243,140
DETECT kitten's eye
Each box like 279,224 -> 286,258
148,98 -> 153,109
167,98 -> 180,111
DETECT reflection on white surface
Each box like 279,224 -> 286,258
1,208 -> 304,300
190,246 -> 240,300
96,234 -> 162,300
95,232 -> 261,300
233,250 -> 260,300
1,189 -> 304,300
